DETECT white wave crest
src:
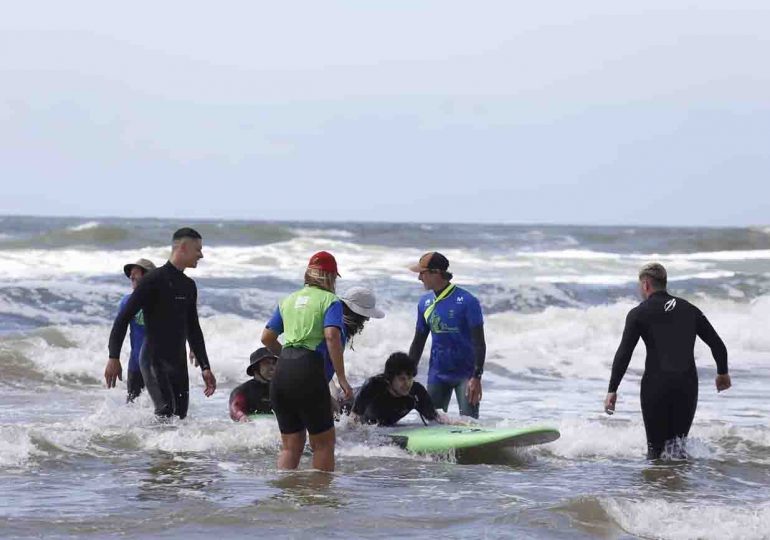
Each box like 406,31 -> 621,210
67,221 -> 102,232
602,498 -> 770,540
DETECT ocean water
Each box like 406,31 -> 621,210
0,216 -> 768,539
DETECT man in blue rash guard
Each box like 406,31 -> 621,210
106,228 -> 217,419
604,262 -> 732,459
116,258 -> 156,402
408,252 -> 486,419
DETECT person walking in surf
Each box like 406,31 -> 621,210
106,228 -> 217,418
604,262 -> 732,459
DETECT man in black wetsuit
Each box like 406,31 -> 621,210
604,262 -> 731,459
105,228 -> 217,419
350,352 -> 456,426
229,347 -> 277,422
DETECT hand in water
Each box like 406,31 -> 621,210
202,369 -> 217,397
466,377 -> 482,406
105,358 -> 123,388
715,373 -> 731,392
604,392 -> 617,415
338,378 -> 354,401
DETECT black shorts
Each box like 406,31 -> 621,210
270,347 -> 333,435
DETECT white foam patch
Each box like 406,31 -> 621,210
602,498 -> 770,540
0,426 -> 46,468
141,421 -> 281,454
67,221 -> 101,232
289,228 -> 355,239
544,417 -> 648,459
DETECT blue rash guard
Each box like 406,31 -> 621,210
266,301 -> 344,382
416,285 -> 484,384
118,294 -> 146,373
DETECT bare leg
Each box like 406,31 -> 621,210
278,431 -> 306,470
308,427 -> 336,472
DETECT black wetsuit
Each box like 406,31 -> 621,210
229,379 -> 272,421
352,375 -> 438,426
609,290 -> 728,458
108,261 -> 210,419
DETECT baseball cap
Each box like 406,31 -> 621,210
408,252 -> 449,273
123,258 -> 157,278
246,347 -> 278,376
308,251 -> 341,277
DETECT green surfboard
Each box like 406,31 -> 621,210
388,425 -> 560,453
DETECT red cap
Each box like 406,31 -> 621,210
308,251 -> 341,277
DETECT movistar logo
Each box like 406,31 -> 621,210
664,298 -> 677,312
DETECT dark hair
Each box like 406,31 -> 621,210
342,304 -> 368,344
384,352 -> 417,381
172,227 -> 202,241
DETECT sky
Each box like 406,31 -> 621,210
1,1 -> 769,226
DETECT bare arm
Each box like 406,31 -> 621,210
325,326 -> 352,400
261,327 -> 282,355
409,328 -> 429,365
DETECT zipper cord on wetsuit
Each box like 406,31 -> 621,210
423,283 -> 456,323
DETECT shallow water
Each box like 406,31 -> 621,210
1,217 -> 769,539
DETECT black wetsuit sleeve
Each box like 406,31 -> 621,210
696,311 -> 728,374
351,378 -> 376,416
409,329 -> 429,366
608,309 -> 641,393
186,282 -> 210,371
413,383 -> 438,421
108,277 -> 154,358
471,325 -> 486,378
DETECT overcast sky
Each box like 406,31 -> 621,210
1,1 -> 768,226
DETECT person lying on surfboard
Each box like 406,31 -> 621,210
228,347 -> 277,422
345,352 -> 461,426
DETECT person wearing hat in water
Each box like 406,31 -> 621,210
229,347 -> 278,422
115,258 -> 156,402
408,252 -> 486,419
349,352 -> 459,426
324,286 -> 385,383
261,251 -> 354,472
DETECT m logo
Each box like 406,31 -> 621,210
664,298 -> 677,312
456,296 -> 464,303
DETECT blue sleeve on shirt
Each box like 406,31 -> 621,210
466,293 -> 484,328
266,306 -> 284,334
416,297 -> 428,333
323,300 -> 343,329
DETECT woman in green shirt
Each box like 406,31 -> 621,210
261,251 -> 353,472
